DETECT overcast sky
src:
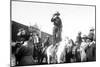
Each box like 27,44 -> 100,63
12,1 -> 95,41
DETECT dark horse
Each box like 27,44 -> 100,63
34,42 -> 49,64
65,39 -> 75,63
85,41 -> 96,61
33,42 -> 43,64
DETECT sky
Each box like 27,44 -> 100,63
12,1 -> 95,41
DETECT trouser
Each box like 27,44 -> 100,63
53,26 -> 62,45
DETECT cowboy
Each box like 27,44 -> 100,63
33,33 -> 38,45
80,35 -> 88,50
44,36 -> 50,47
76,32 -> 82,46
88,28 -> 95,42
51,12 -> 62,46
17,28 -> 26,43
36,34 -> 41,48
33,33 -> 41,49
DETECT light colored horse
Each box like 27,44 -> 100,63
56,37 -> 73,63
79,41 -> 88,62
56,40 -> 67,63
45,37 -> 74,64
79,47 -> 87,62
46,44 -> 57,64
46,38 -> 65,64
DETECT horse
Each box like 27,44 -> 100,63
65,39 -> 76,63
71,45 -> 81,62
39,37 -> 61,64
70,40 -> 96,62
45,44 -> 57,64
27,35 -> 43,64
79,47 -> 87,62
56,37 -> 74,63
33,42 -> 44,64
56,39 -> 67,63
44,37 -> 74,64
37,41 -> 51,64
77,40 -> 89,62
85,41 -> 96,61
78,41 -> 96,62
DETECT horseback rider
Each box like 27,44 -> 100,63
75,31 -> 82,46
33,33 -> 39,48
44,36 -> 50,47
51,12 -> 62,46
88,28 -> 95,42
17,28 -> 30,44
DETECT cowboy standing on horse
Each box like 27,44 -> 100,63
51,12 -> 62,46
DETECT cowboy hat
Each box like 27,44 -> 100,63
82,35 -> 88,39
53,12 -> 60,16
78,31 -> 82,35
90,29 -> 94,31
90,27 -> 95,31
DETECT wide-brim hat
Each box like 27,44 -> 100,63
82,35 -> 88,39
78,31 -> 82,35
89,27 -> 95,31
54,12 -> 60,16
90,28 -> 95,31
19,28 -> 24,31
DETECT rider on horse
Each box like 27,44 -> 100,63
88,28 -> 95,42
51,12 -> 62,46
17,28 -> 30,44
33,33 -> 41,49
76,32 -> 82,46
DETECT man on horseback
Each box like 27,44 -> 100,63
17,28 -> 30,44
88,28 -> 95,42
33,33 -> 41,49
44,36 -> 50,47
51,12 -> 62,46
76,32 -> 82,46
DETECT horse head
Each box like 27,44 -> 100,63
64,37 -> 74,53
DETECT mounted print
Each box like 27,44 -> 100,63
11,0 -> 96,66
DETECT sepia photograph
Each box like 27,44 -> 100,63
11,0 -> 96,66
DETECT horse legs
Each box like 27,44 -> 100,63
39,54 -> 45,64
37,56 -> 41,64
56,53 -> 61,63
44,55 -> 48,64
80,50 -> 86,62
57,56 -> 60,63
47,54 -> 50,64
